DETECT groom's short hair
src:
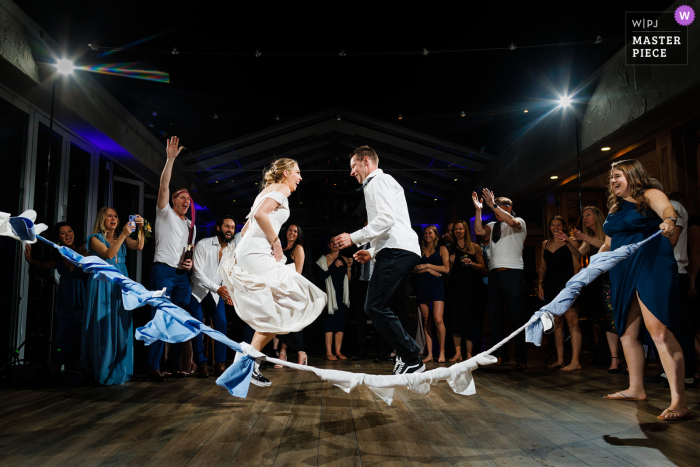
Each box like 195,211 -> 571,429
350,146 -> 379,164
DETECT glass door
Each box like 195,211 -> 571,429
112,176 -> 144,284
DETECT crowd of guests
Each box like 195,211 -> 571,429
23,138 -> 700,420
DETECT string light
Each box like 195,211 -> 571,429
90,36 -> 618,57
601,147 -> 611,151
550,175 -> 559,179
524,109 -> 529,113
398,114 -> 403,120
461,111 -> 465,117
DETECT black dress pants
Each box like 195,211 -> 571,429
487,268 -> 528,364
364,248 -> 421,361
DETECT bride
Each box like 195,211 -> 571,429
219,158 -> 326,386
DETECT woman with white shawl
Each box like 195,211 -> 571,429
315,236 -> 352,360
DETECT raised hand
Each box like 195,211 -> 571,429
571,229 -> 586,242
553,231 -> 569,243
166,136 -> 184,160
481,188 -> 496,208
471,192 -> 483,211
122,221 -> 135,237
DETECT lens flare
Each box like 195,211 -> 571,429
76,63 -> 170,83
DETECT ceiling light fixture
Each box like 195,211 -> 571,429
601,147 -> 611,151
171,47 -> 179,55
398,114 -> 403,120
255,50 -> 262,57
339,49 -> 346,56
56,59 -> 75,75
422,48 -> 429,55
524,109 -> 529,113
461,111 -> 465,117
550,175 -> 559,179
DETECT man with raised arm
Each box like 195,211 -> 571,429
335,146 -> 424,376
472,188 -> 528,370
148,136 -> 196,382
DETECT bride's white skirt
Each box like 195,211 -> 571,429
219,250 -> 326,334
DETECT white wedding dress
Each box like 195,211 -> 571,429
219,190 -> 326,334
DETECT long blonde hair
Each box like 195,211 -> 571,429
420,225 -> 439,254
261,158 -> 298,189
582,206 -> 606,242
92,206 -> 118,240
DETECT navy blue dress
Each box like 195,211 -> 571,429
416,248 -> 445,303
54,258 -> 87,364
316,256 -> 348,333
603,200 -> 677,337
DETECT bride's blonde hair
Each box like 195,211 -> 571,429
261,158 -> 297,190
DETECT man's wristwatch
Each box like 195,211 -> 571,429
664,216 -> 677,225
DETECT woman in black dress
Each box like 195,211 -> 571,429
539,215 -> 581,371
568,206 -> 621,373
446,220 -> 487,361
316,236 -> 352,360
413,225 -> 450,363
276,224 -> 308,366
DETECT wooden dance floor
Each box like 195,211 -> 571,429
1,351 -> 699,467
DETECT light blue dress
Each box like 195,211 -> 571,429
82,233 -> 133,385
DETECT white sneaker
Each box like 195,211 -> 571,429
251,369 -> 271,387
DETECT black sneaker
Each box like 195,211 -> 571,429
251,369 -> 271,387
394,357 -> 426,375
392,356 -> 403,375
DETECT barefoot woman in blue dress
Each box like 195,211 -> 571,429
601,159 -> 690,420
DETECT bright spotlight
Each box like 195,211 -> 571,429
56,59 -> 75,75
558,95 -> 572,108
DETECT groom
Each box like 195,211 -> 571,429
335,146 -> 424,375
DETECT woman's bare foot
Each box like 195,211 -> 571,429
437,352 -> 446,363
561,362 -> 581,371
604,388 -> 646,400
547,360 -> 564,369
423,355 -> 433,363
466,353 -> 473,360
449,353 -> 463,362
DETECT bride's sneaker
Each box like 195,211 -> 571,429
251,369 -> 271,387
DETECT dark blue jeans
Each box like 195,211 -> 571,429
365,248 -> 421,362
148,263 -> 192,371
190,293 -> 227,365
487,268 -> 527,364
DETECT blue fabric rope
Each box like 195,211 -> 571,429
2,212 -> 660,402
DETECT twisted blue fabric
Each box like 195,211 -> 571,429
524,230 -> 663,345
34,235 -> 257,397
4,210 -> 661,401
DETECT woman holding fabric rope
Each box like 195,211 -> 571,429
600,159 -> 690,420
24,222 -> 88,367
219,159 -> 326,387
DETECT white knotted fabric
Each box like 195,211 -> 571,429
1,210 -> 660,405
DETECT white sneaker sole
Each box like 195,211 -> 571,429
250,375 -> 272,387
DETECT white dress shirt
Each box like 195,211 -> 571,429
670,200 -> 688,274
487,218 -> 527,270
349,169 -> 420,258
191,236 -> 233,304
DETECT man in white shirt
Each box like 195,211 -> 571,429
148,136 -> 195,382
336,146 -> 424,375
473,189 -> 528,370
190,215 -> 235,378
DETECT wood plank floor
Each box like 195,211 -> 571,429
1,350 -> 699,466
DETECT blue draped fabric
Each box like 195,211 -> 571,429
34,235 -> 257,397
524,230 -> 663,344
1,210 -> 660,401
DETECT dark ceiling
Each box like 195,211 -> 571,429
17,0 -> 669,155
